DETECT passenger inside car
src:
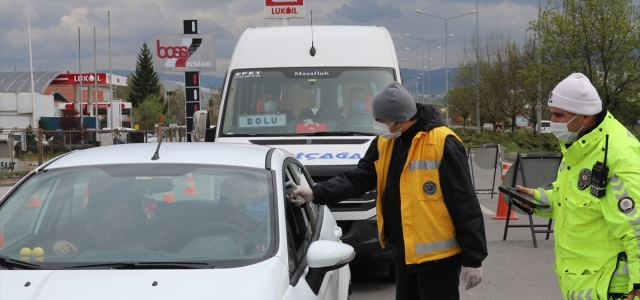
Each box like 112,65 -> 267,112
50,196 -> 157,255
256,91 -> 284,114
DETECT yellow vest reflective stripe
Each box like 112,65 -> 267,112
375,126 -> 463,264
409,160 -> 441,171
416,236 -> 459,254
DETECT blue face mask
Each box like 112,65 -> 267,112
351,101 -> 365,113
245,201 -> 267,220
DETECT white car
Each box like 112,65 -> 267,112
0,143 -> 353,300
540,120 -> 552,134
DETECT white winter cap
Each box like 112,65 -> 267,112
548,73 -> 602,115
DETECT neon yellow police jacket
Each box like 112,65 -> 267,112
533,112 -> 640,299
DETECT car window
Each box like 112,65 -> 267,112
287,163 -> 318,222
283,166 -> 314,276
0,164 -> 275,269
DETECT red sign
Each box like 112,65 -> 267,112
265,0 -> 304,18
265,0 -> 303,5
54,73 -> 106,85
296,122 -> 327,133
52,73 -> 128,86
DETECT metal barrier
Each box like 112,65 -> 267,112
467,143 -> 503,199
501,152 -> 561,248
0,126 -> 188,170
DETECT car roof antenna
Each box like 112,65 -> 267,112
151,131 -> 163,161
309,10 -> 316,57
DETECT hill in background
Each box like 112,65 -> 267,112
105,67 -> 458,95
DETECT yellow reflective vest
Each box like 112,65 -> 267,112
375,126 -> 462,265
533,112 -> 640,299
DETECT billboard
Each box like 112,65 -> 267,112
152,34 -> 216,72
265,0 -> 304,19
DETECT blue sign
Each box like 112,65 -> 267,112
296,152 -> 362,161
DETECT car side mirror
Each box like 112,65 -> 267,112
192,110 -> 210,142
305,240 -> 355,295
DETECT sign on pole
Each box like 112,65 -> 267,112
21,132 -> 27,151
265,0 -> 305,19
152,34 -> 216,72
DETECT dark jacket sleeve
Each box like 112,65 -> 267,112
311,137 -> 379,205
439,135 -> 488,268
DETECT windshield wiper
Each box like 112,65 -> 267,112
0,255 -> 41,270
65,261 -> 214,269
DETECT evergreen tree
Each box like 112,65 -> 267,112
129,42 -> 161,108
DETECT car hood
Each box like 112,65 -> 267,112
0,258 -> 289,300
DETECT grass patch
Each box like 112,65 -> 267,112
15,150 -> 66,162
0,170 -> 30,180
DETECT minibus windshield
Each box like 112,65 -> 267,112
220,67 -> 395,136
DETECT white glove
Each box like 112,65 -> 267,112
287,186 -> 314,204
460,266 -> 482,290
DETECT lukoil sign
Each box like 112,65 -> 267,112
265,0 -> 304,19
152,34 -> 216,72
51,73 -> 128,86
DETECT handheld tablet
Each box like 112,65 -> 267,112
499,186 -> 550,212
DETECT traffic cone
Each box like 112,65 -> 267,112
162,190 -> 175,203
26,190 -> 42,208
0,230 -> 5,248
493,163 -> 518,220
181,173 -> 199,195
83,185 -> 90,208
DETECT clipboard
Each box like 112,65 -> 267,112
498,186 -> 550,214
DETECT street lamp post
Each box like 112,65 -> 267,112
415,9 -> 477,126
405,34 -> 451,100
476,0 -> 481,133
402,58 -> 420,97
404,44 -> 442,99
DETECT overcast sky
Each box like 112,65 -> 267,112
1,0 -> 637,78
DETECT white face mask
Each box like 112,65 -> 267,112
263,100 -> 278,114
374,121 -> 402,139
550,114 -> 584,143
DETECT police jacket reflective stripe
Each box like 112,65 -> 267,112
375,126 -> 463,264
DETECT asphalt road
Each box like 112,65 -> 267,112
348,158 -> 560,300
0,158 -> 560,299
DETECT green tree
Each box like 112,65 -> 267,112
165,86 -> 185,125
134,94 -> 167,130
207,85 -> 223,125
129,43 -> 161,108
445,86 -> 476,129
529,0 -> 640,119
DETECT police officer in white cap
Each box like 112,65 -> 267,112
288,81 -> 487,300
516,73 -> 640,300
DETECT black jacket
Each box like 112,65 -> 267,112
311,103 -> 487,273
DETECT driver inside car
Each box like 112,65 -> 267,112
218,177 -> 269,252
51,197 -> 156,255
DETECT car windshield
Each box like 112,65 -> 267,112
0,164 -> 274,269
220,67 -> 395,136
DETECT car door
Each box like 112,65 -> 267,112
281,159 -> 345,300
